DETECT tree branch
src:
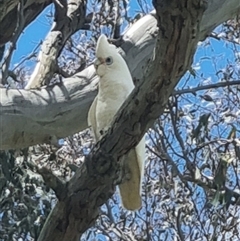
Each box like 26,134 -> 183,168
25,0 -> 87,89
37,0 -> 207,240
0,0 -> 52,46
174,80 -> 240,96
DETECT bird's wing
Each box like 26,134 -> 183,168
118,137 -> 145,210
88,96 -> 98,141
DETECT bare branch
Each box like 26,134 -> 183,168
174,80 -> 240,96
25,0 -> 87,89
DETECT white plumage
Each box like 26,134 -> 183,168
88,34 -> 145,210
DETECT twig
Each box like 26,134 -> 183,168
209,32 -> 240,45
12,41 -> 41,71
173,80 -> 240,96
176,207 -> 185,241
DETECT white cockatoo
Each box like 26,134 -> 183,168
88,34 -> 145,211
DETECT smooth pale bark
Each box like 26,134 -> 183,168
0,66 -> 98,150
0,0 -> 239,151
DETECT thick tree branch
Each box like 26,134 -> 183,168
0,0 -> 52,46
37,0 -> 206,240
0,66 -> 98,150
0,0 -> 239,150
25,0 -> 87,89
37,166 -> 67,200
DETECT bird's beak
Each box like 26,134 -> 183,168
94,57 -> 105,69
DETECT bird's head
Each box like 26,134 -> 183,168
94,34 -> 127,77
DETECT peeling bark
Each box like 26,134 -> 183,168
25,0 -> 87,89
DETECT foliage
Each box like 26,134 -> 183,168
0,0 -> 240,241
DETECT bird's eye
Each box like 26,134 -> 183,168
105,56 -> 113,65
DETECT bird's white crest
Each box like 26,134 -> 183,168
95,34 -> 116,59
88,34 -> 145,211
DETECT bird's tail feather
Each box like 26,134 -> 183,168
118,139 -> 145,210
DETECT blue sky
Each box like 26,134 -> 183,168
11,6 -> 52,67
